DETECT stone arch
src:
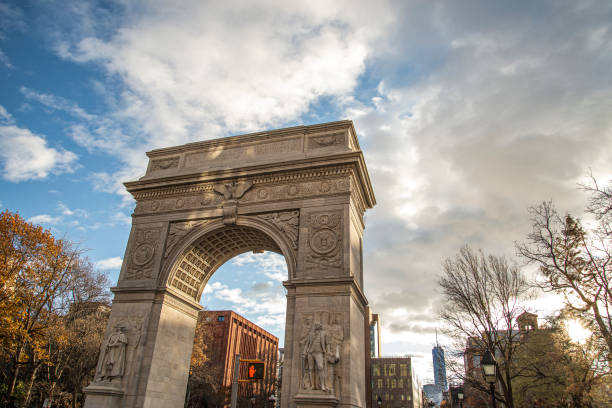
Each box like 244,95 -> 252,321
83,121 -> 376,408
161,216 -> 298,302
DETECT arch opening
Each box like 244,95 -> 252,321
168,225 -> 286,302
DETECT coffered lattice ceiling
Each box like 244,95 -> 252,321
169,226 -> 282,300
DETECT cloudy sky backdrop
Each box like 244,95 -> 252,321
1,0 -> 612,381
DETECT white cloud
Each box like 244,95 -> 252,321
345,1 -> 612,379
57,201 -> 88,218
231,252 -> 288,282
0,49 -> 12,69
39,0 -> 394,195
0,125 -> 78,182
111,211 -> 132,225
203,277 -> 286,332
0,2 -> 25,38
28,214 -> 62,225
95,256 -> 123,271
0,105 -> 13,124
57,202 -> 74,216
20,87 -> 96,121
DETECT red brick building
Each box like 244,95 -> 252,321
192,310 -> 278,408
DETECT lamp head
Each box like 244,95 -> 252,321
480,350 -> 497,384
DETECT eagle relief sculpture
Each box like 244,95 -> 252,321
213,180 -> 253,224
213,180 -> 253,200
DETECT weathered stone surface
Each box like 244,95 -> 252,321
84,121 -> 375,408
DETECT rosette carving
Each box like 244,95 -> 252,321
126,228 -> 162,280
305,212 -> 342,271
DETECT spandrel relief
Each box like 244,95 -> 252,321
164,220 -> 209,258
258,210 -> 299,249
299,312 -> 344,396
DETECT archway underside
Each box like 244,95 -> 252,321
169,225 -> 282,300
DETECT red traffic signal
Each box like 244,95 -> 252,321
246,362 -> 265,380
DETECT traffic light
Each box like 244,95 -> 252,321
246,362 -> 265,380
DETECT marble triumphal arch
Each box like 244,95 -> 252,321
84,121 -> 376,408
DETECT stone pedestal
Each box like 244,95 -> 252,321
294,392 -> 340,408
82,385 -> 124,408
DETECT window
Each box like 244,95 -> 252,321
473,355 -> 481,367
377,379 -> 383,388
388,363 -> 396,376
373,365 -> 380,377
217,316 -> 225,322
398,378 -> 403,388
391,379 -> 397,388
400,364 -> 408,377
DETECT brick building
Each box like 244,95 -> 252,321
371,357 -> 422,408
190,310 -> 278,408
365,307 -> 382,407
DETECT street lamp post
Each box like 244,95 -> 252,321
481,350 -> 497,408
377,396 -> 382,408
457,388 -> 464,408
250,395 -> 256,408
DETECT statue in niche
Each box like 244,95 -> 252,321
302,323 -> 329,391
327,314 -> 343,397
96,324 -> 128,382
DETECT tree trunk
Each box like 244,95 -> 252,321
24,362 -> 42,406
7,344 -> 24,397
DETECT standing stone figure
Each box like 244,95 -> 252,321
302,323 -> 328,391
327,315 -> 343,397
97,325 -> 128,382
299,316 -> 314,389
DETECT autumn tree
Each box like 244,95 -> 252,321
185,312 -> 224,408
439,246 -> 532,408
517,175 -> 612,365
36,301 -> 110,408
0,210 -> 109,403
512,314 -> 609,407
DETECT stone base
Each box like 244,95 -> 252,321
83,383 -> 124,408
294,392 -> 339,408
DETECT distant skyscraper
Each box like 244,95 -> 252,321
432,333 -> 448,391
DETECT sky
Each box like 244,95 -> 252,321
1,0 -> 612,383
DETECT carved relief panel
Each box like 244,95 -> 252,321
257,210 -> 299,250
91,313 -> 148,388
125,227 -> 163,280
164,220 -> 209,258
132,169 -> 351,216
298,311 -> 345,397
303,211 -> 344,274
